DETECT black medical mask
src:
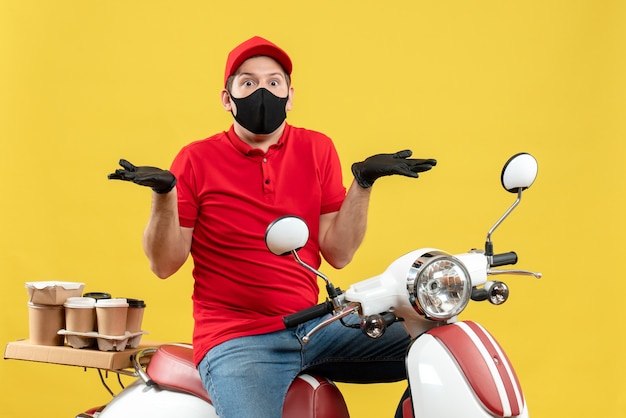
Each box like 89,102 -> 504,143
230,88 -> 289,135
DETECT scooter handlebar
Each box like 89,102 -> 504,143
283,301 -> 334,328
491,251 -> 517,267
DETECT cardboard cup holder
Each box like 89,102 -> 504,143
58,329 -> 148,351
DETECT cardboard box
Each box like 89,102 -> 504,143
4,339 -> 162,370
26,281 -> 85,305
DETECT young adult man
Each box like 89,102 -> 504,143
109,36 -> 436,417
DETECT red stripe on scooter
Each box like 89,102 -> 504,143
463,321 -> 524,416
427,321 -> 524,417
427,324 -> 503,415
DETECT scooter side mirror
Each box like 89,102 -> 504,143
501,153 -> 538,193
486,152 -> 539,257
265,216 -> 310,256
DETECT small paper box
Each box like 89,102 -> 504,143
26,281 -> 85,305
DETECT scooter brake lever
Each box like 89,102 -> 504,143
488,268 -> 542,279
302,302 -> 360,343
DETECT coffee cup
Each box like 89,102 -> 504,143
95,298 -> 128,336
125,298 -> 146,333
28,302 -> 65,346
64,297 -> 96,333
82,292 -> 111,331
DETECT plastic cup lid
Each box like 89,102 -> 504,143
82,292 -> 112,300
95,298 -> 128,308
125,298 -> 146,308
64,297 -> 96,308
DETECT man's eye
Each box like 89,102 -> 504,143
269,80 -> 279,86
244,80 -> 255,87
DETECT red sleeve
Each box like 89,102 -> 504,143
170,146 -> 198,229
318,134 -> 346,214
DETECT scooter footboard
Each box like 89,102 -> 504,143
406,321 -> 527,418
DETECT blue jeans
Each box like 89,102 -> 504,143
197,314 -> 411,418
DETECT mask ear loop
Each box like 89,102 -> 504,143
225,91 -> 237,119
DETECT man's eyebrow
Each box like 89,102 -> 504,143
236,71 -> 285,79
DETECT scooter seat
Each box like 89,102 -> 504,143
146,344 -> 350,418
147,344 -> 211,403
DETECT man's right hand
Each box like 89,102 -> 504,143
108,159 -> 177,194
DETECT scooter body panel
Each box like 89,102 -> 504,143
406,321 -> 528,418
98,379 -> 217,418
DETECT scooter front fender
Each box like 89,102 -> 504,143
98,379 -> 218,418
406,321 -> 528,418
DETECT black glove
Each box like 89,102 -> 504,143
351,150 -> 437,188
108,159 -> 177,194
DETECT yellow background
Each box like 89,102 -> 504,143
1,1 -> 625,417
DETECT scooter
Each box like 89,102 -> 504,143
80,152 -> 540,418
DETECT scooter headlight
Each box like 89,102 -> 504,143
407,252 -> 472,320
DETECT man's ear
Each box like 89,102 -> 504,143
221,89 -> 233,111
286,86 -> 294,111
